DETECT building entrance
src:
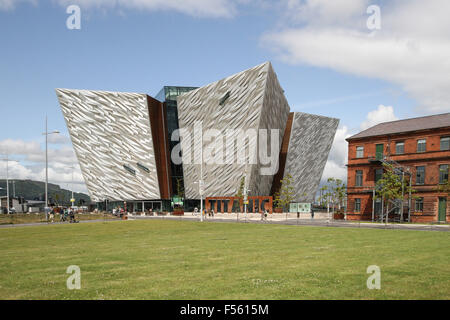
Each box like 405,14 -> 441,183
134,201 -> 162,213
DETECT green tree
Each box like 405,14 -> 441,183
437,166 -> 450,194
376,163 -> 416,222
318,185 -> 329,208
232,176 -> 246,212
327,178 -> 346,212
235,176 -> 245,199
274,191 -> 282,209
176,178 -> 185,198
278,173 -> 295,212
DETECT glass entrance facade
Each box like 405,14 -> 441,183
155,86 -> 198,197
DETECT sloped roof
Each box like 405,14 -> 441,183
347,113 -> 450,140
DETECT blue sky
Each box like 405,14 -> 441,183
0,0 -> 448,193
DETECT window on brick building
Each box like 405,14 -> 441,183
354,198 -> 361,212
396,141 -> 404,154
356,146 -> 364,158
440,137 -> 450,151
355,170 -> 363,187
416,166 -> 425,185
439,164 -> 449,184
375,168 -> 383,183
417,139 -> 426,153
415,198 -> 424,212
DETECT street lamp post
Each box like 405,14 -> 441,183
243,166 -> 250,222
200,139 -> 204,222
66,165 -> 75,209
194,139 -> 204,222
5,155 -> 9,215
0,154 -> 13,214
42,116 -> 59,218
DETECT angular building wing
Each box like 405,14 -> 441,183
177,62 -> 290,199
282,112 -> 339,202
56,89 -> 163,202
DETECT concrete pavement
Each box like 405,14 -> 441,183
1,212 -> 448,232
129,212 -> 450,232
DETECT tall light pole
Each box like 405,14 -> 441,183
66,165 -> 75,208
243,165 -> 250,222
0,155 -> 18,214
1,155 -> 9,214
5,155 -> 9,215
194,136 -> 204,222
42,116 -> 59,215
200,139 -> 203,222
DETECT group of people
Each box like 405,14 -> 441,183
193,207 -> 214,218
45,207 -> 77,223
112,207 -> 126,217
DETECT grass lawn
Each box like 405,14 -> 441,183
0,219 -> 448,300
0,213 -> 119,225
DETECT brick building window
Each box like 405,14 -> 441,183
396,142 -> 404,154
355,170 -> 363,187
356,146 -> 364,158
440,137 -> 450,151
417,139 -> 426,153
439,164 -> 449,184
375,168 -> 383,183
354,198 -> 361,212
415,198 -> 424,212
416,166 -> 425,185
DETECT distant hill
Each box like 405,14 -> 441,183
0,179 -> 91,205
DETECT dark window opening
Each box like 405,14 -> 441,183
416,166 -> 425,185
415,198 -> 424,212
440,137 -> 450,151
219,91 -> 231,106
356,170 -> 363,187
417,139 -> 426,153
396,142 -> 404,154
355,198 -> 361,212
123,164 -> 136,175
439,164 -> 449,184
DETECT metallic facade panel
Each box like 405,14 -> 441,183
56,89 -> 161,202
283,112 -> 339,202
177,62 -> 290,199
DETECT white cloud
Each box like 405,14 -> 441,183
320,104 -> 398,184
54,0 -> 239,18
0,139 -> 41,156
0,139 -> 87,193
320,125 -> 352,183
47,134 -> 71,144
263,0 -> 450,113
360,104 -> 398,130
1,0 -> 243,17
0,0 -> 36,11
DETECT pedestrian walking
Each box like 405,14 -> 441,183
49,208 -> 55,223
69,208 -> 76,223
311,206 -> 315,219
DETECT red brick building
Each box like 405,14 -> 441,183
346,113 -> 450,223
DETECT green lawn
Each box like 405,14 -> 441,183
0,220 -> 448,300
0,213 -> 119,225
